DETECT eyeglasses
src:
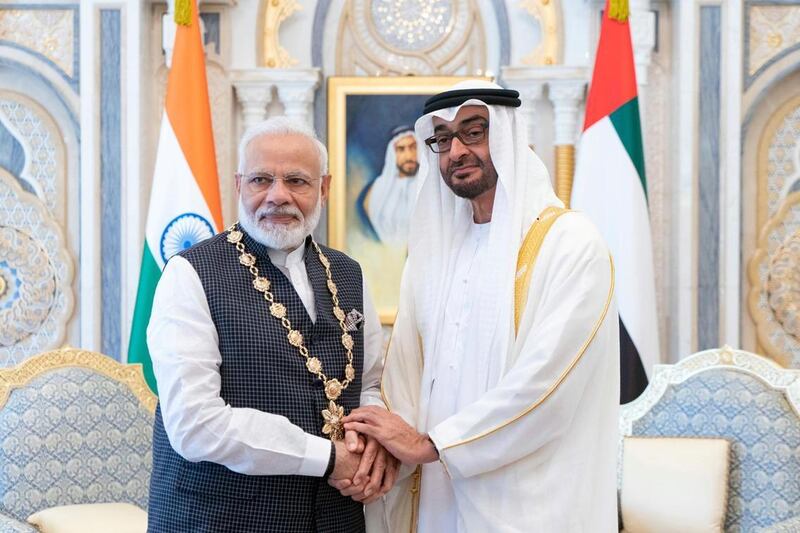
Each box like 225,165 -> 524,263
424,122 -> 489,153
239,173 -> 320,194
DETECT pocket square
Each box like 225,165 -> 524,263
344,308 -> 364,332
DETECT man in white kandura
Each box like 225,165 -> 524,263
359,125 -> 421,247
334,80 -> 620,532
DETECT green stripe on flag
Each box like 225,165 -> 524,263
128,245 -> 161,394
609,97 -> 647,200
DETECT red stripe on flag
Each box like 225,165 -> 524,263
583,0 -> 639,131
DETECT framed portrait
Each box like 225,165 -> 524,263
327,76 -> 484,324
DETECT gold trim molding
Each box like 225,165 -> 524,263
748,192 -> 800,368
260,0 -> 301,68
748,93 -> 800,366
519,0 -> 564,66
0,346 -> 157,413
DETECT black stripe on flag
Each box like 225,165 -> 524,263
619,317 -> 648,404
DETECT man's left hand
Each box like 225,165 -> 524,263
328,435 -> 398,504
343,406 -> 439,465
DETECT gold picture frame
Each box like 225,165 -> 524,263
327,76 -> 483,324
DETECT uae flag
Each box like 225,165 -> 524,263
571,0 -> 660,403
127,0 -> 223,392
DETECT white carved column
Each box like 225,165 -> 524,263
549,79 -> 585,146
630,0 -> 656,127
161,0 -> 212,68
273,68 -> 321,128
232,71 -> 274,131
549,78 -> 586,207
233,69 -> 320,129
234,85 -> 271,131
502,66 -> 588,206
500,67 -> 546,148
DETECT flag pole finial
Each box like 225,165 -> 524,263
175,0 -> 192,26
608,0 -> 629,22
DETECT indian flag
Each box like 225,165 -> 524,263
127,0 -> 223,392
571,0 -> 660,403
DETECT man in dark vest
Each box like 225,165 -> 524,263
146,116 -> 398,532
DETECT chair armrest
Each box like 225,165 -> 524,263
759,515 -> 800,532
0,511 -> 38,532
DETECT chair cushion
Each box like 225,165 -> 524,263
629,369 -> 800,530
621,437 -> 730,533
27,502 -> 146,533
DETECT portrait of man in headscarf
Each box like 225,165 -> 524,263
330,81 -> 484,323
356,125 -> 421,247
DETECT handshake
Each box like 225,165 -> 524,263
327,406 -> 440,504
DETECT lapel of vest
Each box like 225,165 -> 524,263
304,241 -> 341,332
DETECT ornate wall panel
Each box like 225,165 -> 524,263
746,4 -> 800,86
748,96 -> 800,368
0,97 -> 65,222
0,173 -> 74,366
518,0 -> 563,65
0,8 -> 77,83
260,0 -> 301,68
762,101 -> 800,219
0,4 -> 79,366
336,0 -> 487,75
0,89 -> 74,365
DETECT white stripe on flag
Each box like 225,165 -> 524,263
145,112 -> 217,270
572,117 -> 659,377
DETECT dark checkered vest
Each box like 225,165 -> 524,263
148,231 -> 366,533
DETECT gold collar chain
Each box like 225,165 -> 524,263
227,224 -> 355,441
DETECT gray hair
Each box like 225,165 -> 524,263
237,116 -> 328,175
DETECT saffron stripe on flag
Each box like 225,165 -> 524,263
164,1 -> 222,230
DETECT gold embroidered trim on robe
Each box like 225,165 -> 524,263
514,206 -> 571,334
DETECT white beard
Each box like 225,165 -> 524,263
237,196 -> 321,250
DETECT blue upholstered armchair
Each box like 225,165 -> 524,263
619,347 -> 800,532
0,348 -> 156,531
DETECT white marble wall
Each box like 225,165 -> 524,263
15,0 -> 785,369
119,0 -> 681,362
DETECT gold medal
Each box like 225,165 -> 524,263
322,401 -> 344,441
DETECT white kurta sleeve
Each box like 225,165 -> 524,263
360,277 -> 385,407
427,224 -> 617,480
148,256 -> 332,477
